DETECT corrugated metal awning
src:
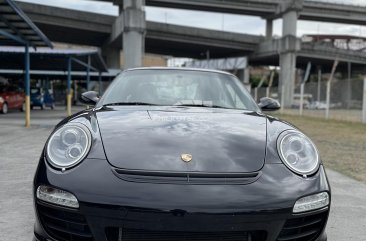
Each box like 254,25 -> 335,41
0,46 -> 108,72
0,0 -> 52,47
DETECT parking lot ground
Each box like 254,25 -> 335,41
282,109 -> 363,123
0,108 -> 366,240
0,106 -> 85,128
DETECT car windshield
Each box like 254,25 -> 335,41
31,89 -> 41,94
99,69 -> 259,111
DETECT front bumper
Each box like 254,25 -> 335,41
33,157 -> 330,241
31,99 -> 43,107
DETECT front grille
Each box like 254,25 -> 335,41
37,202 -> 94,241
106,228 -> 266,241
277,209 -> 328,241
113,168 -> 260,185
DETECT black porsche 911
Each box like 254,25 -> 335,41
33,68 -> 330,241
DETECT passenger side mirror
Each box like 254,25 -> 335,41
80,91 -> 100,106
258,97 -> 280,111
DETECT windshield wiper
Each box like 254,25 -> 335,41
103,102 -> 158,106
104,102 -> 233,109
173,104 -> 231,109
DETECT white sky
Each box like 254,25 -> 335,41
16,0 -> 366,37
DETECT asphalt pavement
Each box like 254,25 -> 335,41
0,107 -> 365,241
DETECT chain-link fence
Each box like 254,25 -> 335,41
252,77 -> 366,123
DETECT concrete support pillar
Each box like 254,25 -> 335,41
282,11 -> 298,36
265,19 -> 273,40
122,0 -> 146,69
103,47 -> 121,69
236,57 -> 251,91
279,52 -> 296,108
237,68 -> 251,91
279,9 -> 298,108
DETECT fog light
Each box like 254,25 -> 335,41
293,192 -> 329,213
36,185 -> 79,208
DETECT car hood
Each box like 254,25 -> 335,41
96,107 -> 267,173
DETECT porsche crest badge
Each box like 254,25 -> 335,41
181,154 -> 193,162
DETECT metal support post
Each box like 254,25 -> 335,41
300,62 -> 311,116
317,67 -> 322,102
346,62 -> 351,109
266,71 -> 275,98
24,45 -> 31,128
98,72 -> 102,95
363,77 -> 366,123
87,55 -> 91,91
325,60 -> 339,120
67,57 -> 72,116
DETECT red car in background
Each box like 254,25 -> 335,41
0,84 -> 25,114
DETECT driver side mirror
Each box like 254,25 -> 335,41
258,97 -> 280,111
80,91 -> 100,106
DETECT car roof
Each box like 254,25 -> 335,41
124,67 -> 235,77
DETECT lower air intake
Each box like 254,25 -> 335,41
37,202 -> 94,241
106,228 -> 266,241
277,209 -> 328,241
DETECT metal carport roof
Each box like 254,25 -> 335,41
0,46 -> 108,72
0,0 -> 52,127
0,0 -> 52,47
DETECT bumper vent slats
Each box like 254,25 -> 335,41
277,209 -> 328,241
106,228 -> 267,241
277,229 -> 318,241
40,210 -> 87,226
46,222 -> 93,238
37,202 -> 94,241
282,217 -> 323,230
113,168 -> 260,185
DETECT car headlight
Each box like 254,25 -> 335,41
293,192 -> 329,213
277,130 -> 320,176
36,185 -> 79,208
46,123 -> 92,169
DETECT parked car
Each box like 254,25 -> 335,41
292,93 -> 312,109
309,101 -> 328,110
33,68 -> 330,241
0,84 -> 25,114
31,88 -> 55,110
308,101 -> 342,110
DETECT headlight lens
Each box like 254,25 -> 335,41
46,123 -> 91,169
277,130 -> 319,175
293,192 -> 329,213
37,185 -> 79,208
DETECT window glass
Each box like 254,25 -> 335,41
100,69 -> 259,111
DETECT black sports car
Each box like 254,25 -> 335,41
33,68 -> 330,241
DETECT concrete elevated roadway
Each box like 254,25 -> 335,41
17,2 -> 366,69
96,0 -> 366,26
15,1 -> 262,60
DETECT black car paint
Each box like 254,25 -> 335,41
34,106 -> 330,241
97,107 -> 267,173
